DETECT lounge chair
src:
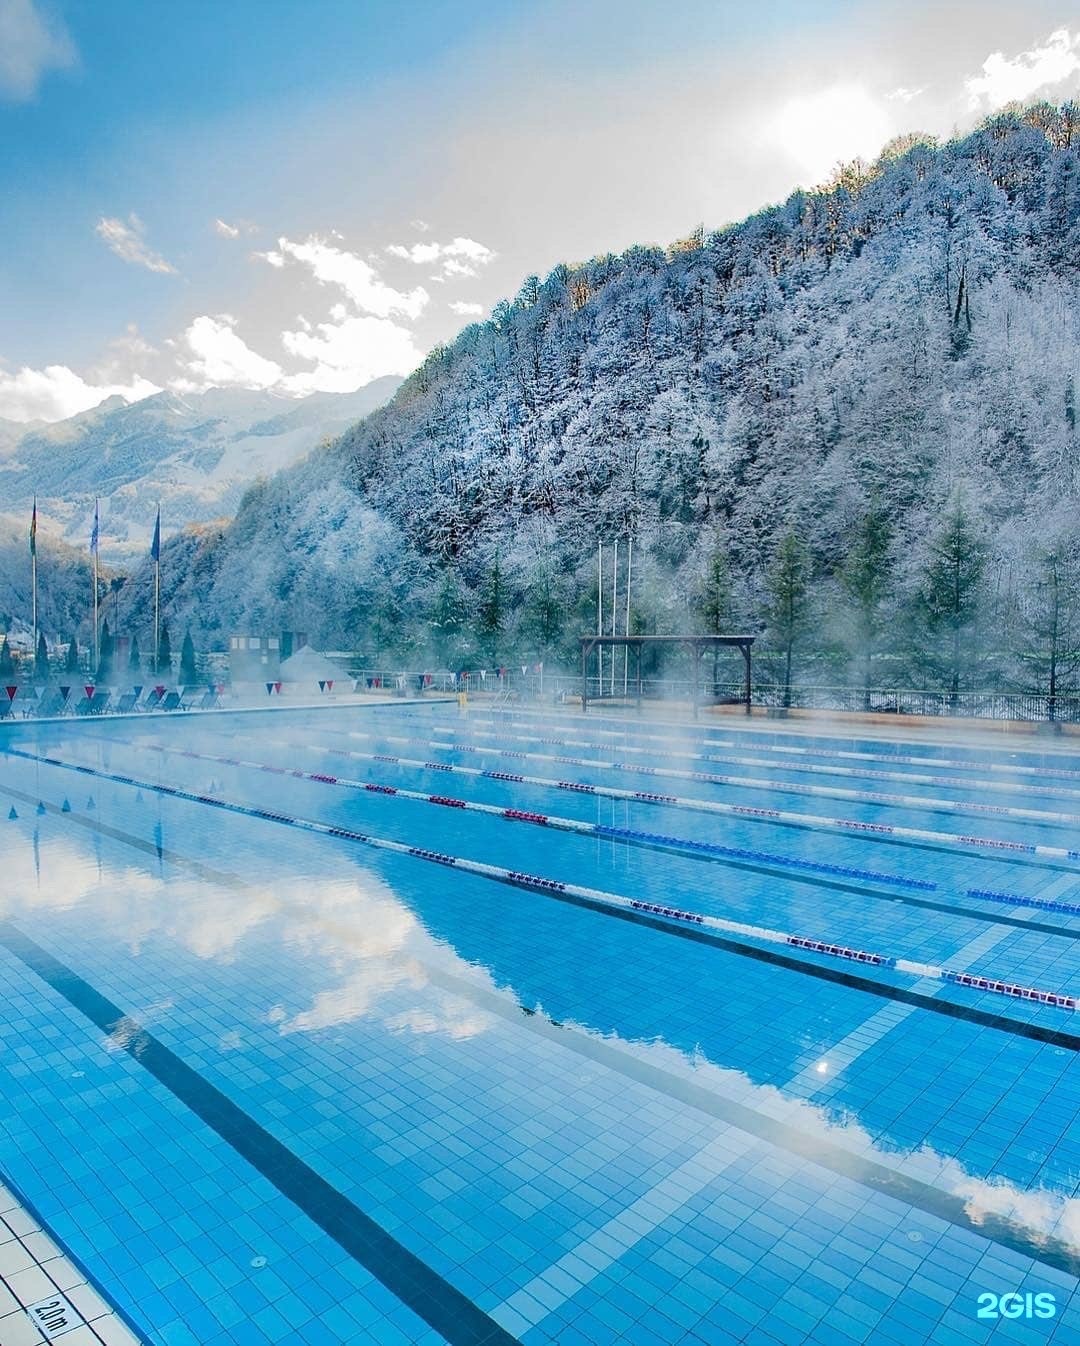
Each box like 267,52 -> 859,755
143,688 -> 165,711
114,692 -> 137,713
87,690 -> 112,715
193,690 -> 220,709
161,691 -> 182,711
35,688 -> 66,718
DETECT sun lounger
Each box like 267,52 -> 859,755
114,692 -> 137,713
161,691 -> 182,711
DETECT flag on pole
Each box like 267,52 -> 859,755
150,507 -> 160,562
90,500 -> 99,554
29,498 -> 36,556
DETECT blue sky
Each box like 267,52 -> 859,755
1,0 -> 1078,422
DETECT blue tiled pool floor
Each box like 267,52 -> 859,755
0,703 -> 1078,1344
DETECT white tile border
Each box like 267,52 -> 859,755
0,1182 -> 143,1345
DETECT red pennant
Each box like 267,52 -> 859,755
5,686 -> 15,701
326,680 -> 333,691
85,685 -> 94,699
155,684 -> 166,696
274,681 -> 282,694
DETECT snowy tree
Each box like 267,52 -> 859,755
916,503 -> 988,706
838,504 -> 893,706
765,529 -> 810,707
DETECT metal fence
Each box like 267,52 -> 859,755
349,669 -> 1080,723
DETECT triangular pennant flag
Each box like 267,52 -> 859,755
155,684 -> 166,696
318,680 -> 325,692
36,802 -> 46,815
86,796 -> 95,809
133,685 -> 143,698
60,686 -> 71,701
85,685 -> 94,699
521,666 -> 527,676
266,682 -> 274,695
216,683 -> 225,694
326,680 -> 333,691
479,670 -> 486,681
206,684 -> 214,695
274,681 -> 282,693
61,799 -> 71,813
5,686 -> 15,700
7,807 -> 17,820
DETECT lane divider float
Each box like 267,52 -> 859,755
122,737 -> 938,892
258,734 -> 1080,863
426,719 -> 1080,804
6,744 -> 1075,1013
481,706 -> 1080,781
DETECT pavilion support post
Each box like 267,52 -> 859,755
581,641 -> 589,714
636,644 -> 643,710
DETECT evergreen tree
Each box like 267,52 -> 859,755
35,631 -> 49,681
917,504 -> 988,707
839,505 -> 893,708
766,529 -> 810,708
0,636 -> 13,679
693,530 -> 734,690
521,563 -> 564,658
129,634 -> 142,673
1022,540 -> 1080,720
65,635 -> 79,673
97,619 -> 114,683
179,630 -> 197,684
429,571 -> 469,667
157,622 -> 172,676
478,556 -> 506,663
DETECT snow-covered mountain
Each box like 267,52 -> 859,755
0,379 -> 400,562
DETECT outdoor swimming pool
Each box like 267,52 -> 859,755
0,700 -> 1078,1345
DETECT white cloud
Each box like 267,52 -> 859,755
0,0 -> 74,101
0,364 -> 159,423
409,218 -> 430,232
95,214 -> 177,275
966,28 -> 1080,110
215,217 -> 258,238
449,300 -> 484,317
770,85 -> 891,185
176,314 -> 283,391
265,234 -> 429,319
387,234 -> 496,280
887,86 -> 924,104
280,311 -> 422,393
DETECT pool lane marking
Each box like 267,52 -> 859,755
482,707 -> 1080,780
263,736 -> 1080,865
7,746 -> 1079,1028
134,736 -> 934,891
123,737 -> 1080,944
420,962 -> 1080,1282
326,727 -> 1080,829
9,784 -> 1080,1285
428,720 -> 1080,804
0,921 -> 521,1346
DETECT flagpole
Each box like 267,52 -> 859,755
92,499 -> 99,673
623,536 -> 632,696
597,542 -> 603,700
611,540 -> 618,699
153,503 -> 161,673
30,497 -> 37,666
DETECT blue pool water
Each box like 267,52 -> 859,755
1,702 -> 1079,1345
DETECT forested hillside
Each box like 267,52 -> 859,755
128,106 -> 1080,696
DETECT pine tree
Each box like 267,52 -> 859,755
1022,540 -> 1080,720
694,531 -> 734,690
35,631 -> 49,681
918,504 -> 988,708
65,635 -> 79,673
97,619 -> 114,683
839,505 -> 893,708
766,529 -> 810,708
478,556 -> 505,663
129,634 -> 142,673
180,630 -> 197,684
0,636 -> 13,679
157,622 -> 172,676
429,571 -> 469,667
